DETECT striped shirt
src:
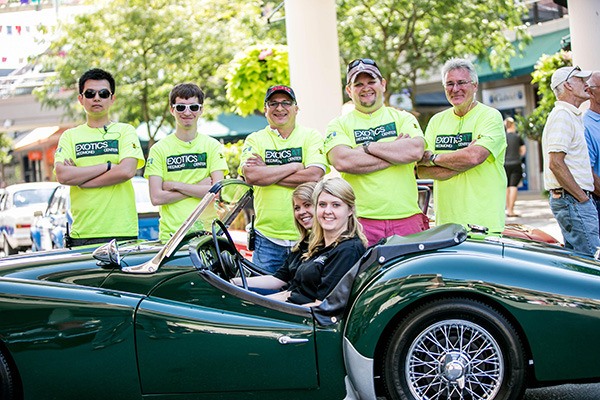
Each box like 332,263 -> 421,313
542,101 -> 593,191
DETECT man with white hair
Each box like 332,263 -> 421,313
417,58 -> 506,234
542,66 -> 600,256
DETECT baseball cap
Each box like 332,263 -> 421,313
265,85 -> 296,102
550,66 -> 592,90
346,58 -> 383,84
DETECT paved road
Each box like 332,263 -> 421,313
505,191 -> 563,243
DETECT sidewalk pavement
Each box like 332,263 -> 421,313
505,191 -> 563,244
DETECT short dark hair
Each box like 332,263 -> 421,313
169,83 -> 205,105
78,68 -> 116,94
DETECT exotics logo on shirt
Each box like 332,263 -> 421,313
353,122 -> 397,144
75,140 -> 119,158
166,153 -> 207,171
264,147 -> 303,165
434,133 -> 472,151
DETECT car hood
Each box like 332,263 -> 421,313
0,241 -> 164,293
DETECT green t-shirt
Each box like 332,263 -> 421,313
239,125 -> 327,240
324,106 -> 424,219
424,103 -> 507,233
144,133 -> 228,242
54,122 -> 145,239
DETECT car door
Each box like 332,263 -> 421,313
135,270 -> 318,396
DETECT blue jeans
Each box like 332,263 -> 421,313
252,233 -> 292,274
549,193 -> 600,256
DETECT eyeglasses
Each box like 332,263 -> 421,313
444,80 -> 473,89
266,100 -> 295,109
347,58 -> 378,72
172,103 -> 202,113
588,85 -> 600,89
82,89 -> 112,99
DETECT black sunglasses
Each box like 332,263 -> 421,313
82,88 -> 112,99
347,58 -> 378,72
563,66 -> 581,85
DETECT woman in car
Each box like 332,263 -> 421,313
232,182 -> 316,292
267,177 -> 367,307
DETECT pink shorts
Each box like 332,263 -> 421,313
359,213 -> 430,246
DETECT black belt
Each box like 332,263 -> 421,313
549,188 -> 591,198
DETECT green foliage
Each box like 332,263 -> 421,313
223,140 -> 245,178
515,51 -> 572,142
336,0 -> 530,100
225,45 -> 290,116
33,0 -> 285,145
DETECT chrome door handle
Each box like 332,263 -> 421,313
278,335 -> 309,345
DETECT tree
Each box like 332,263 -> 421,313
515,50 -> 572,142
225,44 -> 290,116
33,0 -> 284,147
336,0 -> 530,102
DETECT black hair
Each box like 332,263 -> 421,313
78,68 -> 116,94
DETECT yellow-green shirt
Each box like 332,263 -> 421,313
144,133 -> 228,242
424,103 -> 507,233
54,122 -> 144,239
324,106 -> 424,219
239,125 -> 327,240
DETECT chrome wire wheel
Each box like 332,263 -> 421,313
405,319 -> 503,400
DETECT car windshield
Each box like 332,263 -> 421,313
122,179 -> 253,274
13,188 -> 56,207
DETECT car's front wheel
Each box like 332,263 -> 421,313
383,298 -> 526,400
0,352 -> 16,400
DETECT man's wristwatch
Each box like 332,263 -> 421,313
430,153 -> 438,166
362,141 -> 372,155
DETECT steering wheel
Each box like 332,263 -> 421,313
211,219 -> 248,289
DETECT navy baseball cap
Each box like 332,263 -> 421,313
265,85 -> 296,102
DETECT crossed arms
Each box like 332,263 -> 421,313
55,157 -> 139,188
242,154 -> 324,188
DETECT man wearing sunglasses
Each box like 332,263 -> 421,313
584,71 -> 600,234
542,66 -> 600,256
144,83 -> 228,242
417,58 -> 507,236
324,58 -> 428,246
54,68 -> 145,247
239,85 -> 327,273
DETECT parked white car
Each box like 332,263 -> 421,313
0,182 -> 60,255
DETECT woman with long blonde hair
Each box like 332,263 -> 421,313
268,177 -> 367,306
232,182 -> 316,292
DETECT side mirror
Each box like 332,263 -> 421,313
92,239 -> 121,268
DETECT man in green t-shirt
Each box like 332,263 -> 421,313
55,68 -> 145,247
417,58 -> 507,234
324,58 -> 429,246
144,83 -> 228,242
239,85 -> 327,273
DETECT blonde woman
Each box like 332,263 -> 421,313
232,182 -> 316,293
268,177 -> 367,307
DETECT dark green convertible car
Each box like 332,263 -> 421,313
1,179 -> 600,400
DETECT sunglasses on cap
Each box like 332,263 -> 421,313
562,66 -> 581,84
347,58 -> 379,72
172,103 -> 202,113
82,88 -> 112,99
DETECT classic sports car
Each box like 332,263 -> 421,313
1,179 -> 600,400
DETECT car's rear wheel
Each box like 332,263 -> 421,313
3,237 -> 16,256
383,298 -> 526,400
0,352 -> 16,400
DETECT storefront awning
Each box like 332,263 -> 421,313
13,125 -> 59,150
476,28 -> 570,83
